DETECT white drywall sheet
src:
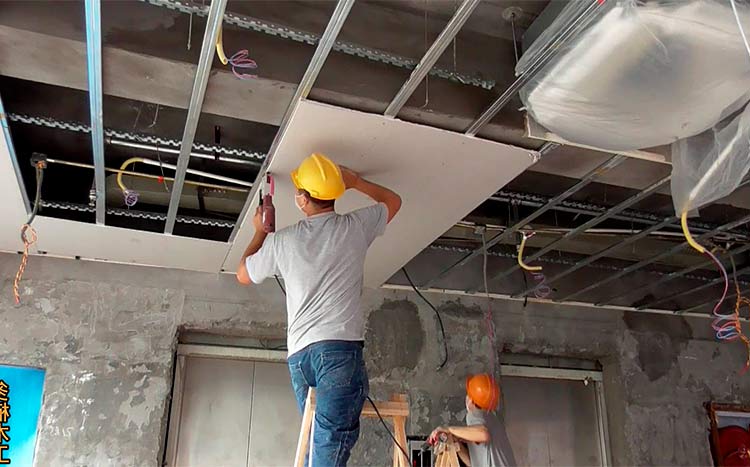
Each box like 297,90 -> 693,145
0,129 -> 228,272
224,100 -> 537,286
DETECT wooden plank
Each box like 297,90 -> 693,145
294,389 -> 315,467
302,390 -> 408,418
361,400 -> 410,418
391,394 -> 409,467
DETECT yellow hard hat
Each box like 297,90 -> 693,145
290,153 -> 346,200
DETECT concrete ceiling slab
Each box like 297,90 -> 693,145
222,100 -> 537,286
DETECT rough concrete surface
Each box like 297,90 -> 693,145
2,252 -> 750,466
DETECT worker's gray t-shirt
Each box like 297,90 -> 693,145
466,409 -> 517,467
247,203 -> 388,356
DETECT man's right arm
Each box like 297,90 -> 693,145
429,425 -> 490,445
341,168 -> 401,223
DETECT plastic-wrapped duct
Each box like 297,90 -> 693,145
671,103 -> 750,215
518,0 -> 750,152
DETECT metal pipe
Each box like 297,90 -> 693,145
228,0 -> 355,242
0,94 -> 30,213
465,0 -> 604,136
561,213 -> 750,302
512,216 -> 679,298
45,157 -> 249,192
637,264 -> 750,310
84,0 -> 106,225
379,284 -> 749,323
474,174 -> 671,292
419,154 -> 625,288
384,0 -> 480,117
133,158 -> 251,187
599,243 -> 750,305
537,142 -> 560,156
107,138 -> 261,166
165,0 -> 228,234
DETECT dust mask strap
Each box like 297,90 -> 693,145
295,193 -> 305,212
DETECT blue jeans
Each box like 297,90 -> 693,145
288,340 -> 369,467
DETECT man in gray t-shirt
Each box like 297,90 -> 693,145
429,376 -> 517,467
236,153 -> 401,466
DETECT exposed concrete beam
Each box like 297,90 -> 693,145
0,25 -> 526,142
0,26 -> 291,127
2,25 -> 750,212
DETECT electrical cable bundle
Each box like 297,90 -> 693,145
402,267 -> 448,370
13,158 -> 46,304
481,232 -> 498,376
682,212 -> 750,373
517,231 -> 551,298
216,27 -> 258,80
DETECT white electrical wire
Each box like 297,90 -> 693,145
731,0 -> 750,60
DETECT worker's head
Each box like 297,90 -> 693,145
294,189 -> 335,214
466,374 -> 500,412
291,153 -> 346,215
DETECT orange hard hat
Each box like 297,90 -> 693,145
466,374 -> 500,411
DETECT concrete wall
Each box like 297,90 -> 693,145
1,252 -> 749,466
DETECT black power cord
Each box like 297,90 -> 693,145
366,395 -> 410,462
402,267 -> 448,370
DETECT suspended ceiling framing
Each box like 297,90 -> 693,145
1,0 -> 749,317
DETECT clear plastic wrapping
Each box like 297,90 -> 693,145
671,103 -> 750,215
517,0 -> 750,152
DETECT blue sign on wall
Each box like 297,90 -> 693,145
0,365 -> 45,467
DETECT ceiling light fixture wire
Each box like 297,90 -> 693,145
683,212 -> 750,373
216,26 -> 258,80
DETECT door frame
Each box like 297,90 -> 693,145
163,345 -> 288,466
499,364 -> 611,467
163,348 -> 611,467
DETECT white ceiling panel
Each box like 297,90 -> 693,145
223,100 -> 537,286
0,124 -> 229,272
25,217 -> 228,272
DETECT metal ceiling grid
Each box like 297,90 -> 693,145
0,0 -> 748,318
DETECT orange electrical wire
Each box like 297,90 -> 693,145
13,224 -> 37,304
723,254 -> 750,374
732,276 -> 750,374
13,160 -> 45,304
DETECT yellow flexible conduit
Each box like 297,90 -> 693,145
681,211 -> 706,254
117,157 -> 145,193
216,27 -> 229,65
517,233 -> 543,272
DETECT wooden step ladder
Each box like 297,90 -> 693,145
433,434 -> 461,467
294,389 -> 410,467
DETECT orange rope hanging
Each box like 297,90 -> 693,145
13,157 -> 45,304
13,224 -> 37,304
